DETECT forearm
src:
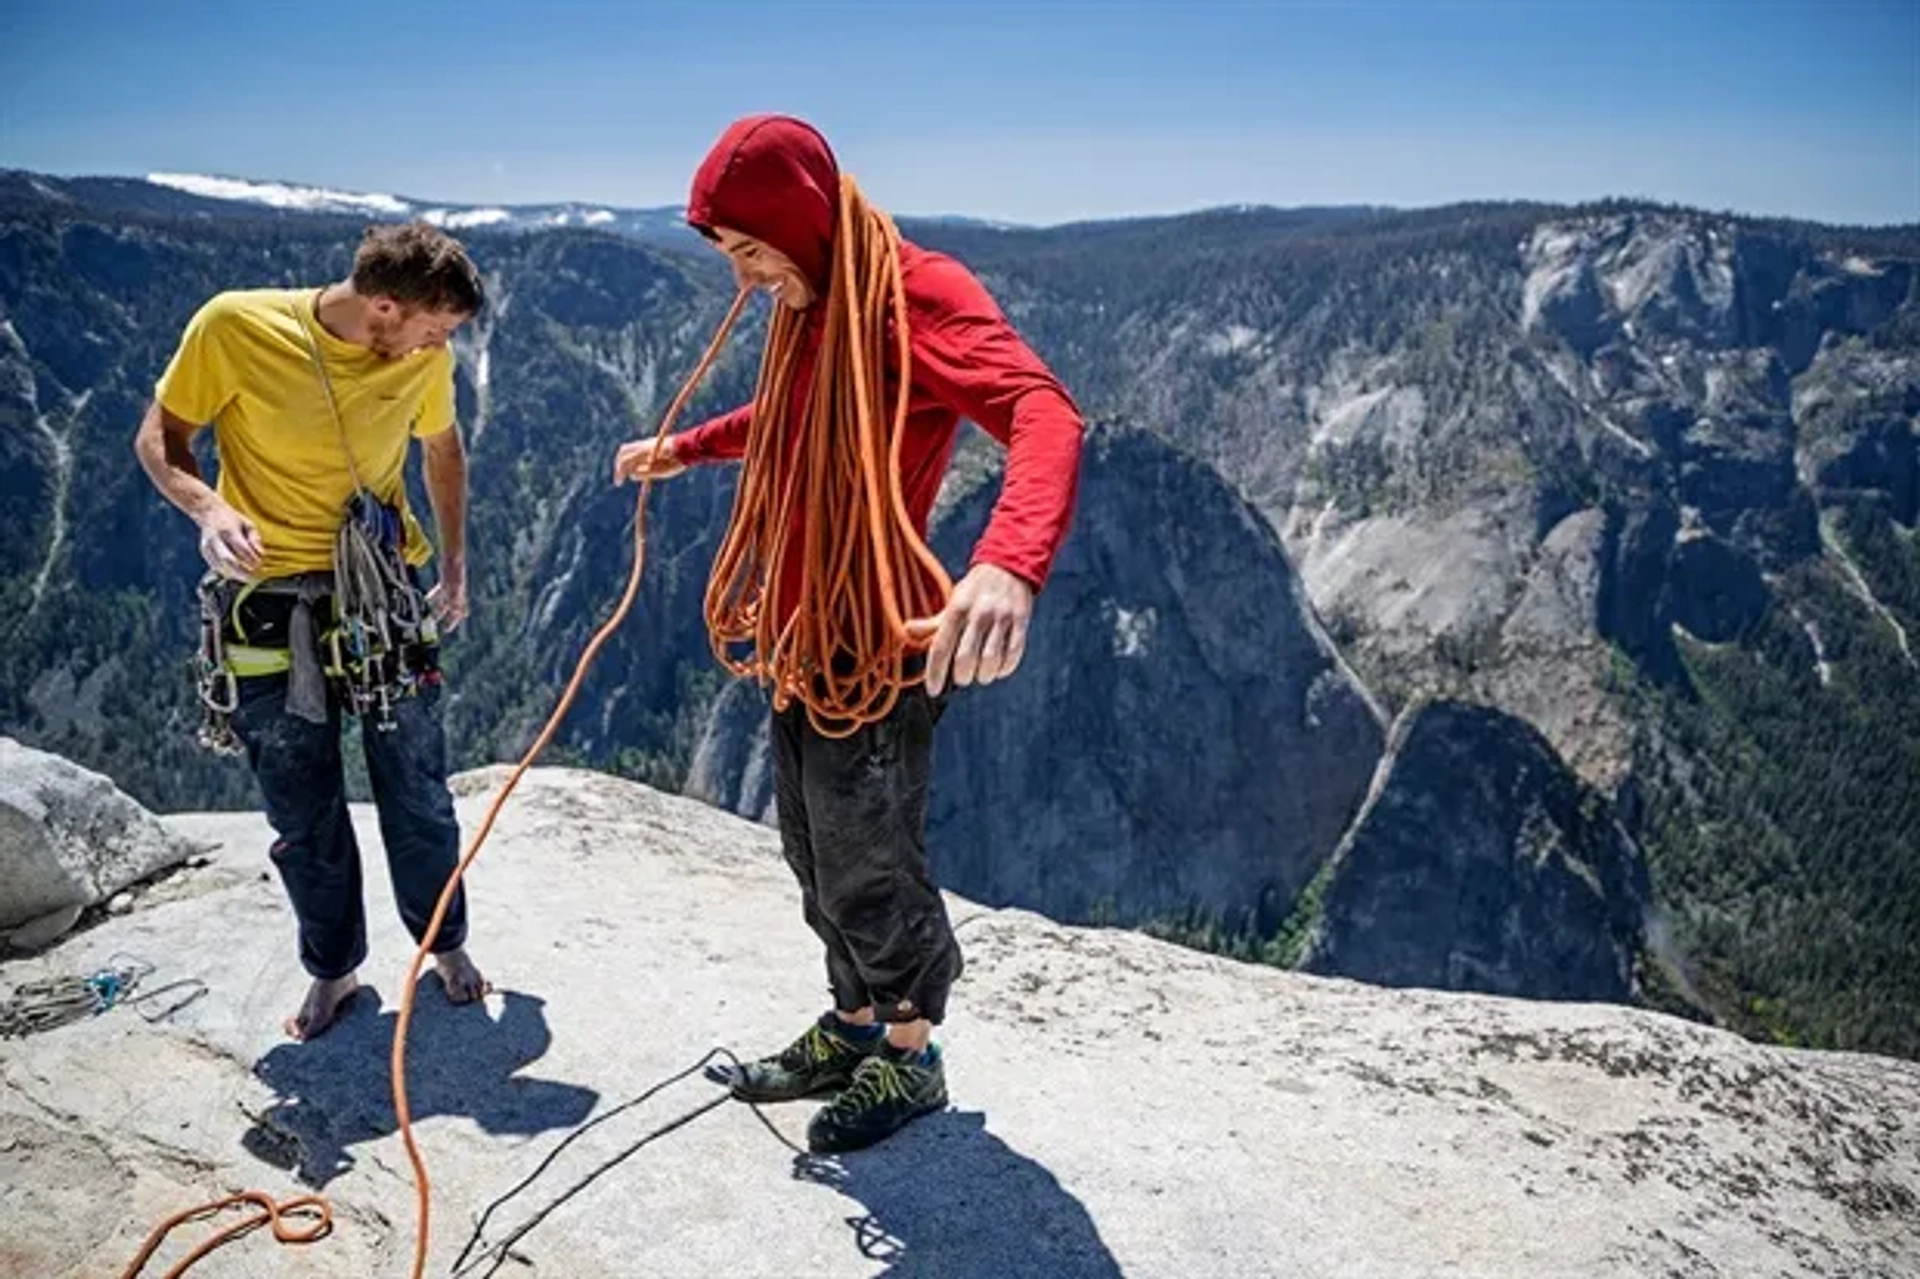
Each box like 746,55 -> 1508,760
133,401 -> 223,523
969,386 -> 1085,589
672,403 -> 752,464
423,436 -> 468,562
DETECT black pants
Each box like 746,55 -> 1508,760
772,687 -> 962,1025
230,667 -> 468,980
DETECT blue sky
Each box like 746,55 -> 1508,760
3,0 -> 1914,225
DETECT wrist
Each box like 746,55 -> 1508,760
187,493 -> 230,526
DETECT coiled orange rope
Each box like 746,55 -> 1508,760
126,168 -> 942,1279
705,173 -> 952,736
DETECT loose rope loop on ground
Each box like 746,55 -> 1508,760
119,1190 -> 331,1279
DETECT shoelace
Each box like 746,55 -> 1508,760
781,1023 -> 838,1069
828,1056 -> 913,1116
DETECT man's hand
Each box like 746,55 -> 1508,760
907,563 -> 1035,697
613,436 -> 686,485
428,555 -> 469,632
197,503 -> 265,581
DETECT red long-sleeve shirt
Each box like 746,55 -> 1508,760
675,114 -> 1084,606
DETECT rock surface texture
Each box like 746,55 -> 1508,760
1,766 -> 1913,1279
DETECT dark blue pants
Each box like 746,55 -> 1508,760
230,669 -> 468,980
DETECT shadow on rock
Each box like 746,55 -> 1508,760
245,979 -> 600,1187
794,1109 -> 1121,1278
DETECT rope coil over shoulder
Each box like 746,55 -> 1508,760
705,173 -> 953,736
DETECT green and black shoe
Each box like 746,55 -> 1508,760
806,1044 -> 948,1154
728,1013 -> 888,1103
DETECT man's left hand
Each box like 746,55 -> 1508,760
908,564 -> 1034,697
428,556 -> 469,633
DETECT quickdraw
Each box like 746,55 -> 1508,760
194,573 -> 246,757
325,488 -> 437,734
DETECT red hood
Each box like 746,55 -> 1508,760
686,115 -> 840,291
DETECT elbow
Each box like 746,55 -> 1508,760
132,405 -> 159,464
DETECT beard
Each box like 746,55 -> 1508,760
366,313 -> 409,360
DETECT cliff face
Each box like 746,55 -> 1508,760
921,426 -> 1385,929
1301,700 -> 1651,1001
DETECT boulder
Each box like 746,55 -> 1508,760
0,736 -> 195,946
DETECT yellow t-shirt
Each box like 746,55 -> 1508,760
155,287 -> 456,578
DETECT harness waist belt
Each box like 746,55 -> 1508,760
234,572 -> 335,724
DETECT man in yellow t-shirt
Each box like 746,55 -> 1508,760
134,222 -> 488,1041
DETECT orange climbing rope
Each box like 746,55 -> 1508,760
704,172 -> 952,736
117,1190 -> 331,1279
124,170 -> 947,1279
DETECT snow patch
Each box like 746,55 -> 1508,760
584,209 -> 617,226
1203,324 -> 1262,357
148,172 -> 411,216
422,207 -> 511,229
1110,605 -> 1157,659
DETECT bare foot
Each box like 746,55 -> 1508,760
284,973 -> 360,1041
434,948 -> 489,1004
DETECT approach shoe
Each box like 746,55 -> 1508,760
729,1013 -> 887,1103
806,1043 -> 948,1154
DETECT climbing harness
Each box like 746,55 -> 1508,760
0,953 -> 207,1039
193,568 -> 439,748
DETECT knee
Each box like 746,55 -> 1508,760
816,864 -> 900,934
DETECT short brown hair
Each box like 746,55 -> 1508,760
351,222 -> 485,316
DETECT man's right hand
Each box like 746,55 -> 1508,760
197,503 -> 265,580
612,436 -> 686,486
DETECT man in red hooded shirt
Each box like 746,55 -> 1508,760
614,115 -> 1084,1153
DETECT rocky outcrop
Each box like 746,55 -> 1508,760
0,736 -> 194,947
684,676 -> 778,825
1795,345 -> 1920,526
1479,508 -> 1629,784
1301,701 -> 1650,1001
1,765 -> 1914,1279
